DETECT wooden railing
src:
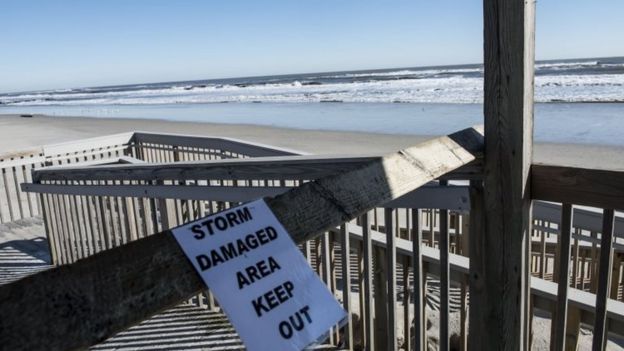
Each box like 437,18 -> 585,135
531,165 -> 624,350
11,129 -> 624,350
4,126 -> 483,350
0,133 -> 133,223
0,131 -> 299,225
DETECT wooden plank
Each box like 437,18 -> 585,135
532,164 -> 624,210
23,183 -> 473,212
385,208 -> 398,350
133,132 -> 303,157
0,155 -> 45,169
373,244 -> 388,350
0,148 -> 43,161
32,155 -> 482,184
50,193 -> 69,265
565,306 -> 581,351
42,132 -> 134,156
361,212 -> 375,350
321,231 -> 335,345
552,203 -> 573,351
2,168 -> 15,221
592,209 -> 615,350
34,155 -> 376,182
439,207 -> 450,351
0,127 -> 483,350
412,209 -> 425,351
342,221 -> 624,335
340,224 -> 353,349
39,193 -> 58,264
477,0 -> 536,349
402,255 -> 411,351
12,166 -> 25,219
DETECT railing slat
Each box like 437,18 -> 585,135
340,224 -> 353,349
552,203 -> 573,351
362,212 -> 375,350
384,208 -> 398,350
439,207 -> 450,351
592,208 -> 616,350
412,208 -> 425,351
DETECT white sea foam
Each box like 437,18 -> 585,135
2,72 -> 623,106
535,61 -> 600,70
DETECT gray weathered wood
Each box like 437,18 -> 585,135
361,212 -> 375,350
340,223 -> 353,349
532,164 -> 624,210
23,183 -> 472,212
593,209 -> 615,350
552,203 -> 573,351
32,154 -> 481,184
412,208 -> 425,351
475,0 -> 535,349
385,208 -> 398,351
0,127 -> 483,350
439,208 -> 450,351
133,131 -> 303,157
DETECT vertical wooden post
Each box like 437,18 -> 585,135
340,224 -> 353,349
412,208 -> 425,351
471,0 -> 535,350
552,204 -> 573,351
362,212 -> 375,350
592,209 -> 615,351
385,208 -> 398,351
439,208 -> 450,351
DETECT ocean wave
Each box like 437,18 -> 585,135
535,61 -> 600,70
2,72 -> 624,106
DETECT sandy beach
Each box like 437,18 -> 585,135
2,113 -> 624,170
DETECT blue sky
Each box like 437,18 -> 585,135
1,0 -> 623,93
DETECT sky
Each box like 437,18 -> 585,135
1,0 -> 623,93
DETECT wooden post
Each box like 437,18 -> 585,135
471,0 -> 535,350
412,208 -> 425,351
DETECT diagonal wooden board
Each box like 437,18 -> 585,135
0,126 -> 483,351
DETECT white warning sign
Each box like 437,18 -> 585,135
171,199 -> 347,351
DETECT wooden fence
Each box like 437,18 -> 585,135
6,128 -> 623,350
0,131 -> 299,224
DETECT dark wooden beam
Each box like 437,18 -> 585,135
532,164 -> 624,210
470,0 -> 536,349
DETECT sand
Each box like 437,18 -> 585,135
1,113 -> 624,170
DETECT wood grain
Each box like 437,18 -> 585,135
0,126 -> 483,351
532,164 -> 624,210
473,0 -> 536,349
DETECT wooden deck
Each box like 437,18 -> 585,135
0,126 -> 621,350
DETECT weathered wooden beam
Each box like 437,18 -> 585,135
472,0 -> 535,349
0,126 -> 483,351
532,164 -> 624,210
22,183 -> 472,211
32,154 -> 482,183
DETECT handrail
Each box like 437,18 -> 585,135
532,164 -> 624,210
0,130 -> 316,224
0,126 -> 484,350
22,182 -> 472,211
133,131 -> 305,157
31,154 -> 482,183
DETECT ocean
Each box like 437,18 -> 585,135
1,57 -> 624,145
